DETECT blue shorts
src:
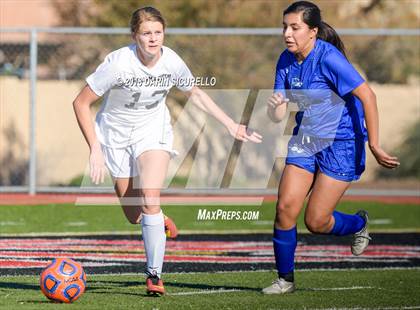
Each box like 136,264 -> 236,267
285,136 -> 365,182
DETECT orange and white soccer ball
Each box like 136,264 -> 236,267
40,258 -> 86,303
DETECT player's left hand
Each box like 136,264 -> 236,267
369,145 -> 400,169
228,123 -> 262,143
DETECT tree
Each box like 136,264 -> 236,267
50,0 -> 420,185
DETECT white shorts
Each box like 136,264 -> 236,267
101,128 -> 177,178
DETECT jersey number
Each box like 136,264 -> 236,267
124,90 -> 169,110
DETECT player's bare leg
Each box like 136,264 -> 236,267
137,150 -> 170,215
305,172 -> 351,234
263,165 -> 314,294
137,150 -> 170,295
305,172 -> 370,255
275,165 -> 314,230
114,177 -> 142,224
114,177 -> 178,237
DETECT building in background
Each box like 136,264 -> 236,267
0,0 -> 93,79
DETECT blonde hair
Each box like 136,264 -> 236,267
130,6 -> 166,34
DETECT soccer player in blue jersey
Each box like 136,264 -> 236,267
263,1 -> 400,294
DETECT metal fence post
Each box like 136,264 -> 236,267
0,26 -> 418,194
29,28 -> 38,195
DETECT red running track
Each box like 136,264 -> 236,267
0,193 -> 419,206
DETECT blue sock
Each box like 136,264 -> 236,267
273,226 -> 297,282
330,211 -> 365,236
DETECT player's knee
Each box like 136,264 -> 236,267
275,198 -> 299,228
276,197 -> 296,214
305,216 -> 329,234
140,189 -> 161,207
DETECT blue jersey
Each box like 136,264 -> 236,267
274,39 -> 367,140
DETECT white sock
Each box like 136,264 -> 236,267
141,210 -> 166,278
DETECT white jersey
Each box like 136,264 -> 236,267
86,44 -> 194,147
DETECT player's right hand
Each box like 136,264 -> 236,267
267,92 -> 289,109
89,143 -> 106,184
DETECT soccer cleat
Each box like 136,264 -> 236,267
262,278 -> 295,294
351,210 -> 372,256
146,276 -> 165,296
164,215 -> 178,239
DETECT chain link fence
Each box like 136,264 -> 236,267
0,28 -> 419,193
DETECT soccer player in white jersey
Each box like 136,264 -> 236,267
73,6 -> 262,296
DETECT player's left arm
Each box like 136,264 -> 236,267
352,82 -> 400,169
184,86 -> 262,143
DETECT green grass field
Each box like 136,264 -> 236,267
1,270 -> 420,309
0,200 -> 419,309
0,201 -> 419,235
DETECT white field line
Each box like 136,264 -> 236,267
2,228 -> 420,237
3,266 -> 420,277
309,286 -> 376,291
168,289 -> 242,296
0,221 -> 24,226
307,307 -> 420,310
75,196 -> 265,206
370,219 -> 393,225
251,220 -> 274,225
168,286 -> 377,296
64,222 -> 88,226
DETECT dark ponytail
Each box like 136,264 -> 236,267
283,1 -> 346,57
318,21 -> 346,58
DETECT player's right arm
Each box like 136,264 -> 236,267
267,92 -> 289,122
73,85 -> 106,184
268,52 -> 289,123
